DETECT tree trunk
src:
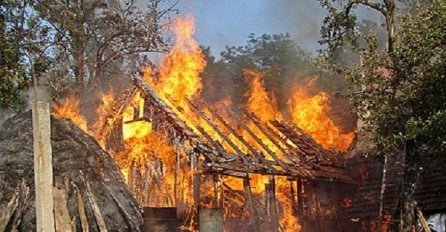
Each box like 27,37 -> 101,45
400,141 -> 420,232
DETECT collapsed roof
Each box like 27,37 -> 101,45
98,74 -> 355,183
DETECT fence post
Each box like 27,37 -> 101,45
32,101 -> 55,232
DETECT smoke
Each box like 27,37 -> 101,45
261,0 -> 325,54
26,85 -> 51,110
178,0 -> 325,56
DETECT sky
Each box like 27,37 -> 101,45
176,0 -> 328,57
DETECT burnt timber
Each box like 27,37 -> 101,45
102,74 -> 355,184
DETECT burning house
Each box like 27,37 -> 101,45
46,15 -> 361,231
0,0 -> 444,230
0,14 -> 367,231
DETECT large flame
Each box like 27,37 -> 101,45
244,69 -> 283,122
51,13 -> 355,232
288,78 -> 355,151
243,70 -> 301,231
145,15 -> 205,116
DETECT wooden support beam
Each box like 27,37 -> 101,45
191,152 -> 201,231
288,177 -> 298,215
32,101 -> 55,232
75,185 -> 89,232
174,146 -> 180,205
213,175 -> 219,207
244,176 -> 260,232
187,100 -> 247,160
132,75 -> 198,140
297,178 -> 303,215
266,176 -> 279,232
192,152 -> 200,208
244,113 -> 289,158
53,179 -> 72,232
200,101 -> 258,157
222,108 -> 289,170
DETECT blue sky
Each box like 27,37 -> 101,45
176,0 -> 327,57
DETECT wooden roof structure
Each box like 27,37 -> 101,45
98,74 -> 355,183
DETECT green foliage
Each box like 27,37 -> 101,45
395,0 -> 446,156
318,0 -> 446,157
0,0 -> 178,110
0,0 -> 28,110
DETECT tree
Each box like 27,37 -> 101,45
0,0 -> 48,110
0,0 -> 178,112
202,33 -> 320,111
36,0 -> 178,93
317,0 -> 446,230
0,1 -> 25,110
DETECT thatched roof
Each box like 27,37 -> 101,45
0,111 -> 142,231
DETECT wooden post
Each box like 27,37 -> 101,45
244,175 -> 260,232
266,176 -> 279,232
297,178 -> 303,214
192,153 -> 200,206
32,101 -> 55,232
192,152 -> 200,230
174,146 -> 180,206
288,177 -> 298,215
213,175 -> 219,207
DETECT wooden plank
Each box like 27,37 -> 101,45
267,176 -> 279,232
0,191 -> 18,231
83,178 -> 108,232
415,202 -> 431,232
244,176 -> 260,232
105,184 -> 139,231
10,180 -> 29,232
297,178 -> 303,215
32,101 -> 55,232
53,180 -> 73,232
192,152 -> 201,208
76,187 -> 89,232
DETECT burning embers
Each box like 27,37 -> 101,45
52,15 -> 356,231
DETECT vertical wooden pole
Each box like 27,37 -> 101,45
244,175 -> 260,232
32,101 -> 55,232
191,152 -> 200,229
288,177 -> 297,215
213,175 -> 219,207
267,175 -> 279,232
192,153 -> 200,206
297,178 -> 303,214
174,146 -> 180,206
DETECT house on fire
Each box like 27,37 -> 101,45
96,74 -> 359,231
95,73 -> 446,232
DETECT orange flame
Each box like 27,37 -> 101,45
52,96 -> 88,132
244,69 -> 283,122
288,78 -> 355,151
145,15 -> 205,114
51,13 -> 356,232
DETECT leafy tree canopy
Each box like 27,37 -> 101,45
318,0 -> 446,158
